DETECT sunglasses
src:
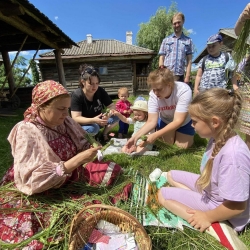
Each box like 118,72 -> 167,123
82,67 -> 99,76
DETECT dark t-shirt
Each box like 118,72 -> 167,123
71,87 -> 113,118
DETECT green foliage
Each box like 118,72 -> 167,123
0,56 -> 31,88
0,105 -> 249,249
0,64 -> 5,86
136,3 -> 195,70
136,3 -> 178,69
12,56 -> 31,87
29,59 -> 39,85
233,20 -> 250,65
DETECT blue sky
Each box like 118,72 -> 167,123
12,0 -> 250,63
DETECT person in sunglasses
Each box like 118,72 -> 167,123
71,64 -> 119,141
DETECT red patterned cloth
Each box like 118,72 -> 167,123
88,229 -> 110,244
0,123 -> 131,249
0,129 -> 83,249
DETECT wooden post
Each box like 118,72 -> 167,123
53,49 -> 66,88
1,50 -> 15,95
132,61 -> 137,96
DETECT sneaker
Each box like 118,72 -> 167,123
206,221 -> 247,250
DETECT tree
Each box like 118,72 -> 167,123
0,55 -> 31,88
136,3 -> 189,70
12,56 -> 31,87
29,59 -> 39,85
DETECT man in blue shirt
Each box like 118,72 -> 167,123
158,12 -> 194,84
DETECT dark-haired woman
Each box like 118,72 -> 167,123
71,64 -> 119,141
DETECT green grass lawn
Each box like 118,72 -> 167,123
0,105 -> 249,250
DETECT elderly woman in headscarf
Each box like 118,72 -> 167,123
0,81 -> 129,249
1,80 -> 101,195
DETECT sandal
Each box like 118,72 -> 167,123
118,133 -> 123,139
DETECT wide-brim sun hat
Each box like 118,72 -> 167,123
131,100 -> 148,112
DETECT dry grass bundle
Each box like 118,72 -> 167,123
233,20 -> 250,65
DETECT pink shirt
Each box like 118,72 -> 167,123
116,100 -> 132,118
7,116 -> 89,195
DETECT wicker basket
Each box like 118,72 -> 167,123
69,204 -> 152,250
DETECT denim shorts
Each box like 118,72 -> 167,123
157,118 -> 195,136
82,115 -> 120,136
107,115 -> 119,124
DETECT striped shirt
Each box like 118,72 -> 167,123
158,33 -> 194,76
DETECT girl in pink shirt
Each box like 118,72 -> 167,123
158,88 -> 250,250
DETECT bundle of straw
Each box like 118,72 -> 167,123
234,20 -> 250,65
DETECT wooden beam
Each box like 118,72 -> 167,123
0,2 -> 25,16
32,25 -> 48,32
0,12 -> 60,49
53,49 -> 66,87
132,60 -> 137,95
21,6 -> 68,43
1,50 -> 15,95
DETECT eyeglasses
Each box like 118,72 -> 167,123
81,67 -> 99,77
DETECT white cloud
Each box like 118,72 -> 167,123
9,51 -> 31,57
187,29 -> 196,35
55,16 -> 59,20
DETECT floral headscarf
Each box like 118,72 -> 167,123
24,80 -> 69,122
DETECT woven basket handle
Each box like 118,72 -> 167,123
69,204 -> 145,240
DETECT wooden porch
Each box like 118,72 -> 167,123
135,76 -> 149,92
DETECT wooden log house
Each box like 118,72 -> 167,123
37,33 -> 156,96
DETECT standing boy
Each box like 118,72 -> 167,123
158,12 -> 194,84
194,34 -> 238,96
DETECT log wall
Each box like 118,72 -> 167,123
39,61 -> 134,95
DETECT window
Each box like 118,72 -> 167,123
99,67 -> 108,75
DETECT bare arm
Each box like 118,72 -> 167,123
63,146 -> 101,174
107,102 -> 116,110
187,200 -> 247,232
147,112 -> 188,143
71,111 -> 106,126
113,110 -> 129,123
133,113 -> 158,140
159,55 -> 165,67
125,113 -> 158,148
235,3 -> 250,36
232,74 -> 239,90
184,54 -> 192,83
194,68 -> 203,96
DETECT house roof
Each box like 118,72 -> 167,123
0,0 -> 77,51
192,28 -> 248,64
39,39 -> 156,58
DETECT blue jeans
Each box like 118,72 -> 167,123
82,115 -> 119,136
118,120 -> 129,134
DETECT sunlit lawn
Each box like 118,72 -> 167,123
0,102 -> 249,249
